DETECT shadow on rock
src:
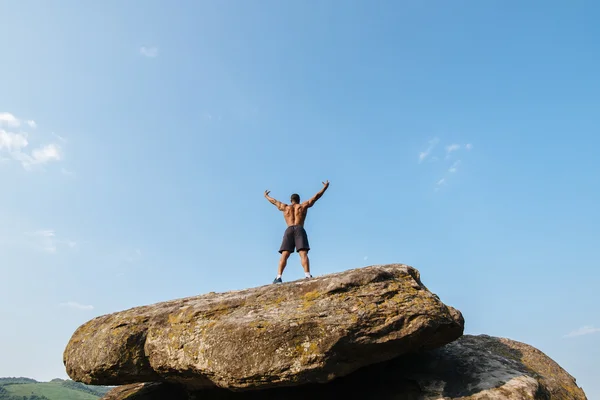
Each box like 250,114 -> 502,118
103,335 -> 587,399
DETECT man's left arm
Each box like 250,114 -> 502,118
304,180 -> 330,208
264,190 -> 286,211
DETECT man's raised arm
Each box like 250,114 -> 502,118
264,190 -> 286,211
304,180 -> 330,207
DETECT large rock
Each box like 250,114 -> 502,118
101,335 -> 587,399
64,264 -> 463,391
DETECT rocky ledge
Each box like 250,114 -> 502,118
101,334 -> 587,400
64,264 -> 464,391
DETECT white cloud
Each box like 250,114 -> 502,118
0,112 -> 21,127
449,160 -> 461,173
60,301 -> 94,311
446,144 -> 461,156
31,143 -> 61,163
465,143 -> 473,150
11,144 -> 62,170
418,137 -> 439,163
0,130 -> 29,151
139,46 -> 159,58
0,113 -> 64,170
564,325 -> 600,338
436,178 -> 446,186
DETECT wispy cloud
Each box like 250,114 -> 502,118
60,301 -> 94,311
449,160 -> 461,173
52,132 -> 67,143
0,112 -> 64,170
27,229 -> 76,253
0,130 -> 29,152
422,139 -> 474,191
139,46 -> 159,58
125,248 -> 142,263
10,143 -> 62,170
31,144 -> 61,164
564,325 -> 600,338
446,144 -> 461,157
0,113 -> 36,129
0,112 -> 21,127
418,137 -> 439,163
61,167 -> 76,177
35,230 -> 55,237
32,229 -> 58,253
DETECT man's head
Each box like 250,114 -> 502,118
290,193 -> 300,204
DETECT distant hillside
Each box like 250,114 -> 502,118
0,377 -> 111,400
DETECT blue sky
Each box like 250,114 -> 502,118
1,0 -> 599,397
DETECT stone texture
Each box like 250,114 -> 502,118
64,264 -> 463,391
395,334 -> 588,399
101,335 -> 587,400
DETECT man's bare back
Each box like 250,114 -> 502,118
282,203 -> 309,227
264,181 -> 329,283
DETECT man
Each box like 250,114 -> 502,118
264,180 -> 330,284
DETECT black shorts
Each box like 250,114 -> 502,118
279,225 -> 310,253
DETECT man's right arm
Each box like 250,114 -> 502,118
264,190 -> 286,211
304,180 -> 330,207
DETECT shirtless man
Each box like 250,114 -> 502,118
264,180 -> 330,283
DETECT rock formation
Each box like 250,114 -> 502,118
63,263 -> 587,399
64,264 -> 464,390
100,334 -> 587,399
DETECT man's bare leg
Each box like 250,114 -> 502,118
298,250 -> 312,278
275,251 -> 291,282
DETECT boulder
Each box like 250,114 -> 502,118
101,335 -> 587,399
64,264 -> 463,391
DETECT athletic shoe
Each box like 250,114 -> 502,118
273,277 -> 282,284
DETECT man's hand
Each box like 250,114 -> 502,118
264,190 -> 271,197
322,180 -> 329,188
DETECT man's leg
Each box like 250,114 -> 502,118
274,227 -> 294,283
278,251 -> 291,276
295,227 -> 312,278
298,250 -> 311,277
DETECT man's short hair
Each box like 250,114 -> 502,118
290,193 -> 300,203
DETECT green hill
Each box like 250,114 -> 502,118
0,378 -> 111,400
